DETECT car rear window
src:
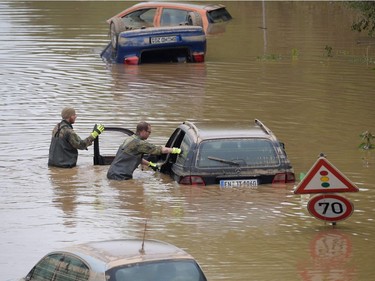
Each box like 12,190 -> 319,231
197,139 -> 280,167
207,8 -> 232,23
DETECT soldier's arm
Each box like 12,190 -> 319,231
68,130 -> 93,150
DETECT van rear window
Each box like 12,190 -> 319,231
207,8 -> 232,23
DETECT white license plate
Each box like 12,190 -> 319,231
150,36 -> 178,44
220,179 -> 258,188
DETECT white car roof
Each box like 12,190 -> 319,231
60,239 -> 195,270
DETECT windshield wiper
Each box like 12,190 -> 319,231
207,156 -> 240,166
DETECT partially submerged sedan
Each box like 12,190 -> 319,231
21,239 -> 207,281
94,120 -> 295,187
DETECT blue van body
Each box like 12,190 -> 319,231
101,26 -> 206,64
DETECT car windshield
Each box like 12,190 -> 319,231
197,139 -> 280,167
107,259 -> 206,281
207,8 -> 232,23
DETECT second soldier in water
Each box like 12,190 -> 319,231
107,121 -> 181,180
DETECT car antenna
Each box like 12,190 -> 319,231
139,219 -> 147,255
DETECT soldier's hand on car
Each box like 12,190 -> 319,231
148,161 -> 159,171
171,147 -> 182,154
91,124 -> 105,139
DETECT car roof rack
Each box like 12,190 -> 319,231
254,119 -> 272,135
255,118 -> 280,139
254,119 -> 283,144
183,121 -> 199,135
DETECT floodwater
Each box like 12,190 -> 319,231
1,1 -> 375,280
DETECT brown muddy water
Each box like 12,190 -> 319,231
1,1 -> 375,280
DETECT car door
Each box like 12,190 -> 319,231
159,128 -> 185,173
160,129 -> 195,181
171,133 -> 195,177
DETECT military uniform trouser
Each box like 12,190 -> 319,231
107,174 -> 132,181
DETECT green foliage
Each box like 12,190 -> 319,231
325,45 -> 333,57
256,54 -> 281,61
359,130 -> 374,150
256,49 -> 300,61
291,48 -> 299,60
348,1 -> 375,37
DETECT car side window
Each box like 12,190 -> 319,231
27,253 -> 63,280
54,255 -> 90,281
27,253 -> 90,281
122,8 -> 156,28
160,8 -> 189,26
175,134 -> 192,166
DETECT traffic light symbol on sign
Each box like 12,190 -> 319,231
320,170 -> 330,188
294,157 -> 359,194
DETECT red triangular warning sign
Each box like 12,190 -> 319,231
294,157 -> 359,194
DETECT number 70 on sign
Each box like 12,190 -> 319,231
307,194 -> 354,222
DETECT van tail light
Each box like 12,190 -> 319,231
192,52 -> 205,63
124,56 -> 139,65
272,172 -> 296,184
179,176 -> 206,186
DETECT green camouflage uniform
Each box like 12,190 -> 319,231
107,134 -> 162,180
48,120 -> 94,168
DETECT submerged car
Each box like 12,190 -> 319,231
94,119 -> 295,186
20,239 -> 207,281
107,1 -> 233,37
156,119 -> 295,186
101,25 -> 206,64
101,1 -> 232,64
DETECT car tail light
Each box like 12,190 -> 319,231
192,52 -> 205,63
286,172 -> 295,183
272,172 -> 295,184
179,176 -> 206,186
124,56 -> 139,65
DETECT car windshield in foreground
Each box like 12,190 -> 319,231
197,139 -> 280,168
207,8 -> 232,23
108,259 -> 206,281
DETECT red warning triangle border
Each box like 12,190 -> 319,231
294,157 -> 359,194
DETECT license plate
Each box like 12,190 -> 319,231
220,179 -> 258,188
150,36 -> 178,44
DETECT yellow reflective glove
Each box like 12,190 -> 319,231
148,161 -> 159,171
171,147 -> 181,154
91,124 -> 105,139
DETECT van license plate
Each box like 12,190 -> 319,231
150,36 -> 178,44
220,179 -> 258,188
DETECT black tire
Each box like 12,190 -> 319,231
110,18 -> 127,50
187,12 -> 203,27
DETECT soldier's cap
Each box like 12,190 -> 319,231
61,107 -> 76,120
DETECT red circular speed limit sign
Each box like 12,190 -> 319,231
307,194 -> 354,222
